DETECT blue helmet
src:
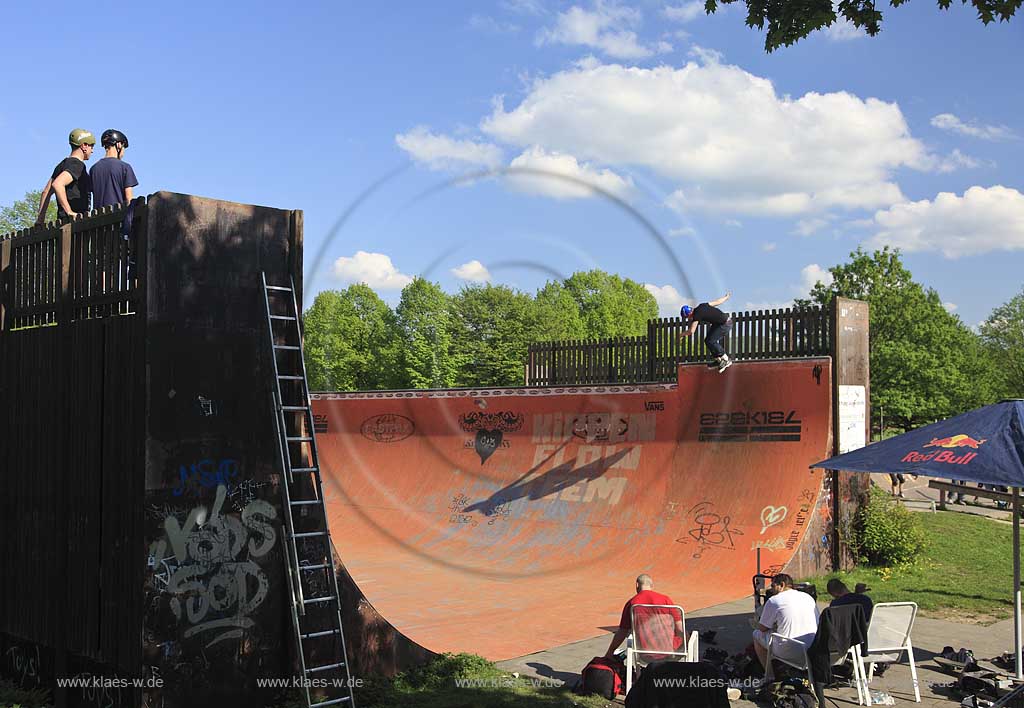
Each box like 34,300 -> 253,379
680,304 -> 693,319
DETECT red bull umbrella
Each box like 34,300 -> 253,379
812,398 -> 1024,679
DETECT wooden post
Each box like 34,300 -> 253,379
0,237 -> 11,331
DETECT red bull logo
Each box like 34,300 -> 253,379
903,433 -> 985,465
924,434 -> 987,449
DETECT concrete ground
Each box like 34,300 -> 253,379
497,481 -> 1022,706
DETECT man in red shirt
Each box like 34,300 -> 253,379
604,574 -> 683,658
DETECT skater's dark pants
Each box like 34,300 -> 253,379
705,320 -> 731,358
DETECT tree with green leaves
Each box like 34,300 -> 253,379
704,0 -> 1020,52
451,284 -> 539,387
559,270 -> 659,339
395,278 -> 460,389
1,190 -> 55,234
532,280 -> 587,342
980,288 -> 1024,398
303,285 -> 400,391
798,247 -> 1002,430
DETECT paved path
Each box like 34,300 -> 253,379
498,596 -> 1020,706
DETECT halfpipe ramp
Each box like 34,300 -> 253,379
312,358 -> 833,661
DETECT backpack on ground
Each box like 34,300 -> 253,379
768,677 -> 818,708
578,655 -> 626,699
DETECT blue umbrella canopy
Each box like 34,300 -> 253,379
812,399 -> 1024,486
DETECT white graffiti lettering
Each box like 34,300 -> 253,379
148,485 -> 277,648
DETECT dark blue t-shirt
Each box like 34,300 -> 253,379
90,157 -> 138,208
830,592 -> 873,622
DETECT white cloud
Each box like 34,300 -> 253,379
669,225 -> 697,237
745,300 -> 793,312
451,260 -> 492,283
762,242 -> 777,252
688,45 -> 724,64
793,217 -> 830,236
824,17 -> 865,41
501,0 -> 546,15
867,185 -> 1024,258
725,219 -> 742,228
800,264 -> 834,295
645,283 -> 692,317
482,60 -> 929,217
507,146 -> 634,199
935,148 -> 986,173
396,126 -> 503,171
536,3 -> 662,59
333,251 -> 414,290
931,113 -> 1016,141
663,2 -> 705,23
943,302 -> 958,313
469,14 -> 521,33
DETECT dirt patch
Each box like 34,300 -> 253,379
922,606 -> 1010,626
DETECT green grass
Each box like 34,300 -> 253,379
349,653 -> 614,708
802,510 -> 1024,622
0,678 -> 51,708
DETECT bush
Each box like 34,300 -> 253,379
855,486 -> 927,567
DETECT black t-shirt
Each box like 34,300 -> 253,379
50,157 -> 91,217
830,592 -> 873,621
692,302 -> 729,325
90,157 -> 139,209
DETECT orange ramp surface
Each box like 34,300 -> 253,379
312,359 -> 832,660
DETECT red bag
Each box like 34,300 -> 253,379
579,655 -> 626,699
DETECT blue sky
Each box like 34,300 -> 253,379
3,0 -> 1022,328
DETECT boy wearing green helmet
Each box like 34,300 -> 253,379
36,128 -> 96,223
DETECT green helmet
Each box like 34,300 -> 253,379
69,129 -> 96,147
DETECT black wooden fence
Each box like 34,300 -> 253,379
525,306 -> 831,385
0,200 -> 147,676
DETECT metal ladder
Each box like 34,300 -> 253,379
261,273 -> 355,708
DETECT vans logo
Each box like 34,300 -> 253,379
644,401 -> 665,411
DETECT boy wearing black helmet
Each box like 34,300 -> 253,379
679,291 -> 733,372
90,130 -> 138,209
36,128 -> 96,223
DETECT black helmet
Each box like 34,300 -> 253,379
101,129 -> 129,148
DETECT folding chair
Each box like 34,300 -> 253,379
859,601 -> 920,703
625,604 -> 699,694
767,605 -> 869,706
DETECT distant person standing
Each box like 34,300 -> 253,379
679,292 -> 733,372
37,128 -> 96,223
90,129 -> 137,209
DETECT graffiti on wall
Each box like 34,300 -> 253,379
460,411 -> 524,464
147,483 -> 278,648
677,501 -> 743,558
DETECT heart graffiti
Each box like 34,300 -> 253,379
760,505 -> 788,534
475,430 -> 503,464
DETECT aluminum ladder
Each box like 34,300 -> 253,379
261,273 -> 355,708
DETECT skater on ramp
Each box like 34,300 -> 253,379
680,291 -> 733,372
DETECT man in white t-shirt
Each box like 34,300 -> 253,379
752,573 -> 819,669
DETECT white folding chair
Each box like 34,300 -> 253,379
767,606 -> 869,706
625,604 -> 699,694
767,634 -> 869,706
859,601 -> 920,702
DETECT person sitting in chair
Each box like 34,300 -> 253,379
827,579 -> 873,622
605,574 -> 683,659
753,573 -> 819,669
